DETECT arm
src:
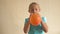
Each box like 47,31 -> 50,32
41,21 -> 48,33
23,19 -> 30,33
23,15 -> 32,34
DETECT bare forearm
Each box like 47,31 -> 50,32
24,22 -> 30,33
41,22 -> 48,33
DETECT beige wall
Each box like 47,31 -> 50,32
0,0 -> 60,34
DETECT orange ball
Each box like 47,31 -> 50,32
30,13 -> 42,26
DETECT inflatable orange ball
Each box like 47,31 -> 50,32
30,13 -> 42,26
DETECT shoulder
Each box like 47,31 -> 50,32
42,16 -> 47,20
42,16 -> 47,23
25,18 -> 29,21
24,18 -> 29,24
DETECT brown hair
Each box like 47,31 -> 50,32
29,2 -> 40,11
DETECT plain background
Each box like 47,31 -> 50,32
0,0 -> 60,34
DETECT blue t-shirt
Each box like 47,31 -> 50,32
24,16 -> 47,34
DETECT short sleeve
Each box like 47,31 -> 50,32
24,18 -> 29,25
42,16 -> 47,23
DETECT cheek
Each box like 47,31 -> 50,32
38,9 -> 40,12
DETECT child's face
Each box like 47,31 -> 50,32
29,4 -> 40,14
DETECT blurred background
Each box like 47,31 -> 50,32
0,0 -> 60,34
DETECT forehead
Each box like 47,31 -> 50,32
29,4 -> 40,9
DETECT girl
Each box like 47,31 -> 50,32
23,2 -> 48,34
